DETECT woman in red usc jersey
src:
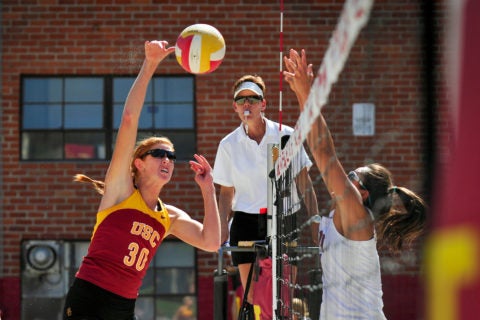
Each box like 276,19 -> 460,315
62,40 -> 221,320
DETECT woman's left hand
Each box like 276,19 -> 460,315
189,154 -> 214,187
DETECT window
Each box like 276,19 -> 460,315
136,241 -> 197,319
21,75 -> 196,161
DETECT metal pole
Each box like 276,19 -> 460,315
268,143 -> 278,318
214,245 -> 260,320
213,247 -> 228,320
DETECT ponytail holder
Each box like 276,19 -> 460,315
389,186 -> 398,194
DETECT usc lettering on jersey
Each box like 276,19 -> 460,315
77,190 -> 171,298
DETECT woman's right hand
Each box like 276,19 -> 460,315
144,40 -> 175,64
283,48 -> 314,110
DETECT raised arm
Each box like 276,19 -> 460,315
99,41 -> 175,211
284,49 -> 373,240
167,154 -> 221,252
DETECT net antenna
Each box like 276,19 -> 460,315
268,0 -> 285,315
271,0 -> 374,318
278,0 -> 285,131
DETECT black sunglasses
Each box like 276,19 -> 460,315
234,95 -> 263,105
142,148 -> 176,161
347,171 -> 367,190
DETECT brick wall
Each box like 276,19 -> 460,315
1,1 -> 446,319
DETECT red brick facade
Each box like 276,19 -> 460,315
1,1 -> 445,319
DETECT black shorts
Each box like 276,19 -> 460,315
63,278 -> 136,320
230,211 -> 267,265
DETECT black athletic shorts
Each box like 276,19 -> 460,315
63,278 -> 136,320
229,211 -> 267,265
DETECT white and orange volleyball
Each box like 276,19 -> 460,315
175,24 -> 226,74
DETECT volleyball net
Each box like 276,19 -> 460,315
269,0 -> 375,318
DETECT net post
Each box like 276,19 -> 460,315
268,143 -> 279,318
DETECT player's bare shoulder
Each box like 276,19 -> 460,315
165,204 -> 190,223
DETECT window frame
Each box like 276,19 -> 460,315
137,239 -> 198,318
20,74 -> 197,162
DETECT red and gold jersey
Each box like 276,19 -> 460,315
76,189 -> 171,299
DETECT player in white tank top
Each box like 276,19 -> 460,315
319,211 -> 386,319
284,48 -> 426,320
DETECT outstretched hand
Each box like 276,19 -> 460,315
283,49 -> 314,110
189,154 -> 214,188
144,40 -> 176,64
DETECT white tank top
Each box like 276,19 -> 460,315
319,210 -> 386,319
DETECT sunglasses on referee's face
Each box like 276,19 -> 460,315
142,149 -> 176,162
234,95 -> 263,106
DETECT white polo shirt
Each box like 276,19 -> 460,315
213,118 -> 312,214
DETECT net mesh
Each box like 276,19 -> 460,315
271,0 -> 376,318
270,140 -> 323,319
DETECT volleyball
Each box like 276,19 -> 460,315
175,24 -> 226,74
